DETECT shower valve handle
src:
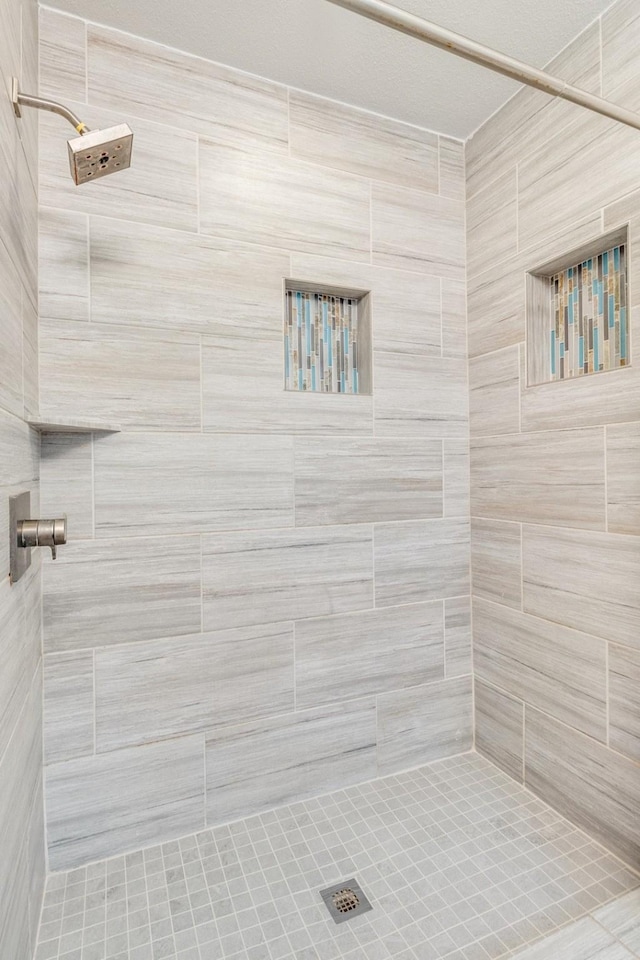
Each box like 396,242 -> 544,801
17,518 -> 67,559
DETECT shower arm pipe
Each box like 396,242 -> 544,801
11,78 -> 90,134
325,0 -> 640,132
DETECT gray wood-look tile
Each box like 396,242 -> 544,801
475,678 -> 523,782
39,7 -> 86,101
468,214 -> 603,360
93,432 -> 293,537
373,274 -> 441,356
375,352 -> 469,439
290,254 -> 443,358
510,916 -> 635,960
0,241 -> 24,419
38,208 -> 88,323
517,112 -> 637,254
525,707 -> 640,869
0,409 -> 39,487
372,182 -> 465,279
471,429 -> 606,529
523,524 -> 640,650
438,137 -> 465,201
522,285 -> 640,424
39,320 -> 201,431
441,278 -> 467,360
295,601 -> 444,710
202,334 -> 373,435
205,700 -> 377,824
473,597 -> 607,741
377,675 -> 472,775
289,90 -> 439,191
606,422 -> 640,535
467,169 -> 517,279
602,0 -> 640,102
43,652 -> 94,765
609,643 -> 640,763
0,579 -> 30,764
88,24 -> 289,154
467,257 -> 525,359
594,889 -> 640,954
40,434 -> 93,541
22,294 -> 38,420
444,596 -> 472,678
294,437 -> 442,526
95,625 -> 294,752
443,439 -> 470,518
466,21 -> 601,199
0,122 -> 37,297
199,137 -> 371,261
43,535 -> 202,653
202,525 -> 373,631
374,519 -> 470,608
469,345 -> 520,437
0,671 -> 42,960
90,216 -> 290,338
40,103 -> 198,233
522,359 -> 640,433
471,518 -> 522,609
46,734 -> 205,871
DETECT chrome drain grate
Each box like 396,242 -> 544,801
319,878 -> 373,924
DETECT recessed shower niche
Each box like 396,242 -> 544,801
526,226 -> 629,386
284,281 -> 372,394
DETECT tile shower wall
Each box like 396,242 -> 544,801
467,0 -> 640,869
38,8 -> 470,871
0,0 -> 46,954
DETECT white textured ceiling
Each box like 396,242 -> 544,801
45,0 -> 613,139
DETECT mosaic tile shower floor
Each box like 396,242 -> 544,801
35,754 -> 639,960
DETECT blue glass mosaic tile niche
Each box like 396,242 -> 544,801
549,244 -> 628,381
285,288 -> 369,394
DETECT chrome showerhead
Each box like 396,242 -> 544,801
67,124 -> 134,184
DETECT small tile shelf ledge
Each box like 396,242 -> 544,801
27,416 -> 121,434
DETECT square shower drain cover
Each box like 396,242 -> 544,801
319,878 -> 373,924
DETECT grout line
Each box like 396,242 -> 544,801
84,17 -> 88,104
522,701 -> 526,784
199,535 -> 203,634
599,16 -> 604,99
90,432 -> 95,537
605,639 -> 610,748
92,649 -> 96,755
604,424 -> 609,532
195,135 -> 201,235
520,522 -> 524,611
198,335 -> 203,434
292,621 -> 297,712
369,177 -> 373,265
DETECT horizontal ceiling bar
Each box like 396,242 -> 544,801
325,0 -> 640,132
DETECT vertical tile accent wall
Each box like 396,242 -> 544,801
467,5 -> 640,869
284,289 -> 367,394
38,12 -> 470,870
548,243 -> 628,380
0,0 -> 45,954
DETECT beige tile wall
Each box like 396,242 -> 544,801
0,0 -> 45,953
38,10 -> 471,871
467,3 -> 640,869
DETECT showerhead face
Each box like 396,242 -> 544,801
67,123 -> 133,185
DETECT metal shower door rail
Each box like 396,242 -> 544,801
325,0 -> 640,132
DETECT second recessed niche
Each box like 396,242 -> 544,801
284,281 -> 371,395
526,226 -> 629,386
